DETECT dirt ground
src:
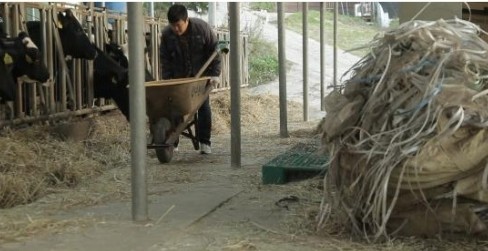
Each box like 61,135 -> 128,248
0,90 -> 486,251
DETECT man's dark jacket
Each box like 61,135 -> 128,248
160,17 -> 221,79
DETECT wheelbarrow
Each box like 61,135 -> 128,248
145,42 -> 229,163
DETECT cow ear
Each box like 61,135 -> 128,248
55,20 -> 63,29
25,54 -> 33,64
65,9 -> 74,18
17,32 -> 28,40
56,12 -> 65,28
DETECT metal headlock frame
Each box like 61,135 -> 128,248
0,2 -> 248,128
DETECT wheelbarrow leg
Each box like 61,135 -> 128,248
179,114 -> 200,151
191,114 -> 200,150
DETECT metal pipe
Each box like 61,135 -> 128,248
4,3 -> 10,37
302,2 -> 308,122
52,22 -> 76,111
208,2 -> 216,28
40,8 -> 47,66
150,2 -> 154,18
229,2 -> 241,168
14,3 -> 25,117
47,5 -> 55,112
40,8 -> 51,113
86,2 -> 94,106
320,3 -> 326,111
15,80 -> 23,118
127,2 -> 148,222
29,83 -> 37,116
12,4 -> 19,36
333,3 -> 338,89
76,59 -> 82,110
36,83 -> 46,115
0,105 -> 117,128
151,24 -> 158,79
277,2 -> 288,138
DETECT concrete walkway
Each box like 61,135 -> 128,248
1,182 -> 242,251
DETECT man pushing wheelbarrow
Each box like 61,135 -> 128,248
145,4 -> 228,163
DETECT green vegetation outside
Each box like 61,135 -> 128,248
284,10 -> 399,57
248,34 -> 279,87
249,2 -> 276,12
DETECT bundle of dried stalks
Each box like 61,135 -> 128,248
318,18 -> 488,240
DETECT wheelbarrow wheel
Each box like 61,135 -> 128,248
154,118 -> 174,163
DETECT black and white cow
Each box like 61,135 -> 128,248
0,45 -> 15,102
104,42 -> 154,82
0,32 -> 50,101
26,9 -> 97,60
24,9 -> 152,122
92,46 -> 131,120
98,42 -> 155,121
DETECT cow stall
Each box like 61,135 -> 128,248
0,2 -> 248,128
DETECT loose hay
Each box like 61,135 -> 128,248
319,18 -> 488,240
0,91 -> 303,210
0,90 -> 312,243
211,90 -> 302,134
0,114 -> 131,209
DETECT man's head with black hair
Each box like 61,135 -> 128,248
167,4 -> 189,36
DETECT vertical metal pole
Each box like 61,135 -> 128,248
128,2 -> 148,222
30,8 -> 36,21
229,2 -> 241,168
333,3 -> 338,89
4,3 -> 10,37
208,2 -> 216,28
151,24 -> 159,79
12,4 -> 19,36
302,2 -> 308,122
40,8 -> 49,113
40,9 -> 47,66
277,3 -> 288,138
15,80 -> 23,118
13,3 -> 22,117
75,59 -> 82,109
47,5 -> 55,111
53,25 -> 68,111
86,2 -> 94,106
29,82 -> 37,116
150,2 -> 154,18
320,3 -> 326,111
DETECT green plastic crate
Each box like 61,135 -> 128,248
262,143 -> 329,184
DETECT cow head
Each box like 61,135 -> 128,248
0,32 -> 50,100
105,42 -> 129,68
0,46 -> 15,101
57,9 -> 96,60
14,32 -> 50,84
104,41 -> 154,82
6,32 -> 50,82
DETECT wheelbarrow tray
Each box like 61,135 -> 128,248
145,77 -> 212,163
145,77 -> 211,123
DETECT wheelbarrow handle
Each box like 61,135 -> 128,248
194,42 -> 230,79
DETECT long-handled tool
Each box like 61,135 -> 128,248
194,41 -> 229,78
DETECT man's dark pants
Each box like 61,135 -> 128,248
197,97 -> 212,146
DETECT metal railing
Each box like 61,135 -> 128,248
0,2 -> 248,128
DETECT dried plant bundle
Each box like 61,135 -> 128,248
319,18 -> 488,240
